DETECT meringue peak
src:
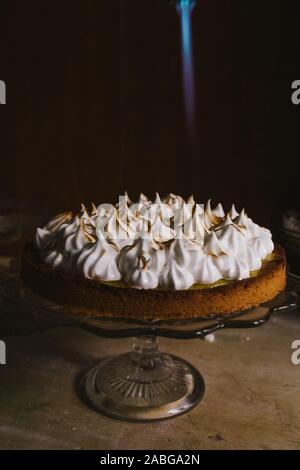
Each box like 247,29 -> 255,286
45,211 -> 73,232
91,202 -> 98,216
36,195 -> 275,290
79,218 -> 97,243
229,204 -> 239,220
204,231 -> 227,256
204,199 -> 223,228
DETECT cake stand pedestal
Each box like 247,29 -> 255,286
83,335 -> 205,421
1,264 -> 299,422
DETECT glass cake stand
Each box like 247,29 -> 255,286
1,262 -> 300,422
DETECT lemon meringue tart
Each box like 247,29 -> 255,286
21,193 -> 286,321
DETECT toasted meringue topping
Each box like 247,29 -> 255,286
36,227 -> 55,251
204,200 -> 223,229
35,193 -> 275,289
76,238 -> 121,281
229,204 -> 239,220
45,211 -> 73,232
80,219 -> 97,244
204,231 -> 228,256
91,202 -> 98,216
138,192 -> 150,205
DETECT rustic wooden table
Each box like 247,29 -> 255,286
0,260 -> 300,450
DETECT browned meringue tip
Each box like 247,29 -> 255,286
79,202 -> 96,227
79,218 -> 97,243
187,194 -> 195,205
229,203 -> 239,217
137,254 -> 150,271
205,199 -> 223,226
124,191 -> 133,205
205,199 -> 212,214
154,192 -> 165,205
48,211 -> 73,231
91,202 -> 98,215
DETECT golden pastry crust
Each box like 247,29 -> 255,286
21,244 -> 286,321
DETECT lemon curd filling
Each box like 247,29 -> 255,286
98,252 -> 277,291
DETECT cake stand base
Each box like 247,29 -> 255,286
82,336 -> 205,422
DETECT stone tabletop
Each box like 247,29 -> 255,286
0,304 -> 300,450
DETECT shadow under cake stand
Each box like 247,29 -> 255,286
2,266 -> 299,422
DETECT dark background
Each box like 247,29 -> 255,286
0,0 -> 299,226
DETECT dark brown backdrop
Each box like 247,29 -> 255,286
0,0 -> 298,225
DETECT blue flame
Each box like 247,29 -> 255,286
177,0 -> 195,131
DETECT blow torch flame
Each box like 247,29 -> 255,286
177,0 -> 196,133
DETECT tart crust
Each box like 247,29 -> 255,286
21,244 -> 286,321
